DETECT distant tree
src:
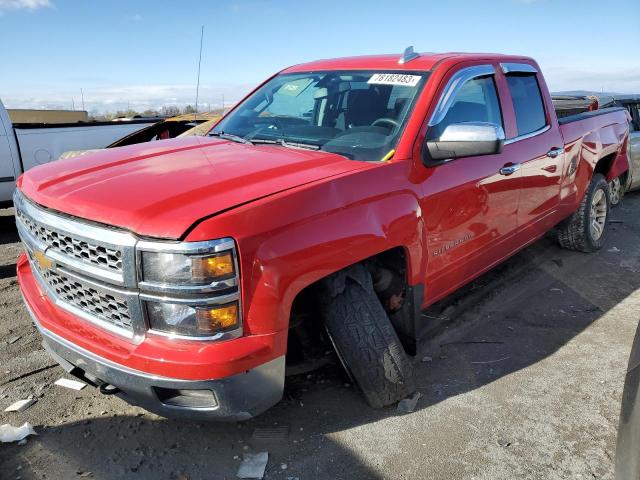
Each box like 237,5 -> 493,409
142,109 -> 159,117
162,105 -> 181,117
182,105 -> 196,114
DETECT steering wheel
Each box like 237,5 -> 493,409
371,118 -> 400,129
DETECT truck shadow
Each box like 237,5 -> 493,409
0,207 -> 19,245
2,193 -> 639,480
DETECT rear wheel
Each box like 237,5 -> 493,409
609,176 -> 624,207
557,173 -> 610,252
321,266 -> 415,408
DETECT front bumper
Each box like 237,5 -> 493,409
24,298 -> 284,421
17,250 -> 286,421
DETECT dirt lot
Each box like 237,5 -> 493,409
1,193 -> 639,480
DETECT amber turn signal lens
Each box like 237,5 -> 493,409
196,303 -> 239,334
191,252 -> 234,281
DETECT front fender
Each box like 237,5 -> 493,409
185,161 -> 424,336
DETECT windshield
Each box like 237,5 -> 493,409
213,70 -> 428,161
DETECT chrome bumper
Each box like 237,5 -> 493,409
24,300 -> 285,421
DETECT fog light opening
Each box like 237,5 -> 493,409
154,387 -> 218,408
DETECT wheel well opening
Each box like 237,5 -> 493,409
285,247 -> 412,373
594,153 -> 616,177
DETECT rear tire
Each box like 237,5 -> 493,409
557,173 -> 610,252
322,267 -> 415,408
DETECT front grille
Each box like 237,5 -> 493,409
16,209 -> 123,272
41,268 -> 132,331
15,190 -> 140,340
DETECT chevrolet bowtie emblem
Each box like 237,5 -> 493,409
33,250 -> 54,270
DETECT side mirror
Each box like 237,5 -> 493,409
423,122 -> 505,164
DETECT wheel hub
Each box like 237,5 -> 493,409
610,177 -> 622,205
589,188 -> 607,241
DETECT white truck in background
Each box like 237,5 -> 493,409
0,99 -> 159,206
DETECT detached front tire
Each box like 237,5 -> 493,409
321,265 -> 415,408
557,173 -> 610,252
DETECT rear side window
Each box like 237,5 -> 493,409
506,74 -> 547,136
439,76 -> 503,130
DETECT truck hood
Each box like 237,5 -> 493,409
19,136 -> 366,239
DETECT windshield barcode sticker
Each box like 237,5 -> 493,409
368,73 -> 421,87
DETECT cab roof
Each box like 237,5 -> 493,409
283,52 -> 535,73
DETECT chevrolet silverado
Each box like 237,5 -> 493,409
15,48 -> 631,420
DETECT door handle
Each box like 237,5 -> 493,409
499,163 -> 520,176
543,165 -> 557,173
546,148 -> 564,158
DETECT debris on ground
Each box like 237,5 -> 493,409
54,378 -> 87,391
4,398 -> 36,412
471,356 -> 511,365
251,425 -> 289,443
0,422 -> 37,443
237,452 -> 269,479
421,356 -> 433,362
7,335 -> 21,345
497,438 -> 512,448
608,247 -> 621,253
397,392 -> 422,413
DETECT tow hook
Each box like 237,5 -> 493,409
99,383 -> 121,395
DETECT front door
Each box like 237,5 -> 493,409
419,64 -> 522,303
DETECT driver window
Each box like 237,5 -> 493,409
439,76 -> 503,131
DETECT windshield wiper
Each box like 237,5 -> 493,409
250,138 -> 319,151
208,130 -> 253,145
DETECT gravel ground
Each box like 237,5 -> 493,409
1,193 -> 639,480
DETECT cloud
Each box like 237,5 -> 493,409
1,83 -> 253,114
124,13 -> 143,22
0,0 -> 52,12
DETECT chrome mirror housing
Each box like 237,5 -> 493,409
423,122 -> 505,164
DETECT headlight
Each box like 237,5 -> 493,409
137,238 -> 242,340
146,301 -> 240,337
141,250 -> 235,285
138,238 -> 237,291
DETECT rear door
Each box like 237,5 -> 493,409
500,64 -> 564,233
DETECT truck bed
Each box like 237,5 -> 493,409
556,106 -> 627,125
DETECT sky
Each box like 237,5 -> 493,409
1,0 -> 639,114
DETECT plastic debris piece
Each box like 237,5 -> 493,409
421,356 -> 433,362
54,378 -> 87,391
608,247 -> 621,253
397,392 -> 422,413
7,336 -> 21,345
237,452 -> 269,479
0,423 -> 37,443
4,399 -> 36,412
497,438 -> 511,447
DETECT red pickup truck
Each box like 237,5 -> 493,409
15,49 -> 630,420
